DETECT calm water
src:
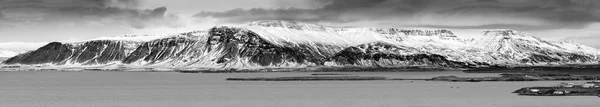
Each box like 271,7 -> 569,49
1,71 -> 599,107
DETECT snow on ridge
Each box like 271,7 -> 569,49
249,20 -> 456,36
554,41 -> 600,55
244,20 -> 466,47
243,26 -> 396,47
88,30 -> 207,43
244,20 -> 600,64
91,34 -> 170,42
242,20 -> 600,56
249,20 -> 341,32
482,29 -> 527,37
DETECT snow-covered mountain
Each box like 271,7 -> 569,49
466,30 -> 599,65
3,20 -> 599,70
90,31 -> 206,42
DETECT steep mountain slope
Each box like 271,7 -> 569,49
326,42 -> 468,67
0,57 -> 7,64
3,31 -> 207,66
201,26 -> 332,68
2,20 -> 599,70
246,20 -> 394,47
468,30 -> 598,65
122,36 -> 203,65
0,49 -> 19,65
3,40 -> 137,65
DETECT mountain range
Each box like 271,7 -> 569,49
2,20 -> 599,71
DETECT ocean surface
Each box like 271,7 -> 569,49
1,71 -> 599,107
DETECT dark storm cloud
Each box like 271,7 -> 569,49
477,0 -> 500,2
0,0 -> 181,29
194,0 -> 423,23
432,3 -> 600,29
417,24 -> 565,30
0,11 -> 4,21
194,0 -> 600,30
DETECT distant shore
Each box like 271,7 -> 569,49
3,64 -> 600,73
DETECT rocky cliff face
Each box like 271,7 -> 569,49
3,20 -> 599,69
3,40 -> 134,65
203,26 -> 340,68
122,37 -> 201,64
327,42 -> 468,67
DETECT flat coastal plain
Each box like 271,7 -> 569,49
1,71 -> 599,107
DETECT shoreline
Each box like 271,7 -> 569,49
2,64 -> 600,73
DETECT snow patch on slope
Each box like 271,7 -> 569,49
92,35 -> 167,42
91,31 -> 207,42
245,20 -> 456,47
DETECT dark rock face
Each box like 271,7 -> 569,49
523,53 -> 594,64
0,57 -> 8,63
4,42 -> 73,64
4,41 -> 130,65
328,42 -> 467,67
123,37 -> 201,64
69,40 -> 129,65
206,26 -> 335,66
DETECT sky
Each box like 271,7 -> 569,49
0,0 -> 599,50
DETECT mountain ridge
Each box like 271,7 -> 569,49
2,20 -> 599,70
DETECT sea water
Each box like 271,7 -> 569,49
0,71 -> 598,107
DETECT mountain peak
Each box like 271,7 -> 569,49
399,29 -> 456,37
249,20 -> 306,27
365,28 -> 456,37
249,20 -> 334,31
482,29 -> 525,37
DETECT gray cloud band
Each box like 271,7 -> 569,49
0,0 -> 180,29
194,0 -> 600,30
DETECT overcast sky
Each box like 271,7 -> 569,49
1,0 -> 599,50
